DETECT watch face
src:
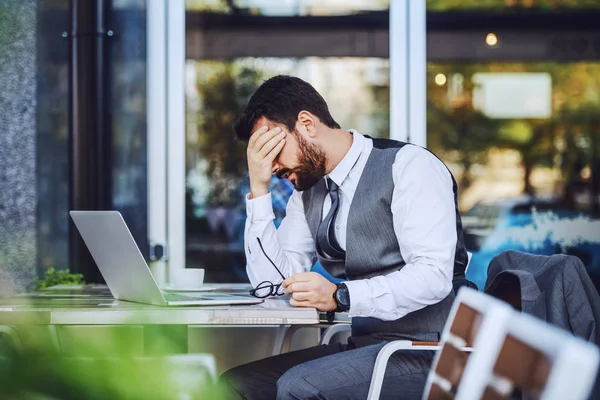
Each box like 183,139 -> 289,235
336,284 -> 350,308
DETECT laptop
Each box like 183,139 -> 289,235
69,210 -> 263,307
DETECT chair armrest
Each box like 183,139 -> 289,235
273,322 -> 353,355
320,324 -> 352,345
319,312 -> 351,324
367,340 -> 473,400
368,341 -> 424,400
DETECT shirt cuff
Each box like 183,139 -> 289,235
246,192 -> 276,222
344,279 -> 372,317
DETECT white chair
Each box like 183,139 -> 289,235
367,287 -> 515,400
458,311 -> 600,400
162,353 -> 218,387
466,251 -> 472,274
273,315 -> 352,355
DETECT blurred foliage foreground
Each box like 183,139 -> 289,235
0,328 -> 227,399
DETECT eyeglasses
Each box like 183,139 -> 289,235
249,238 -> 286,299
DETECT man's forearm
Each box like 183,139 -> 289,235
245,191 -> 316,287
343,261 -> 453,321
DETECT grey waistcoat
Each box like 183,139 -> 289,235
302,138 -> 469,341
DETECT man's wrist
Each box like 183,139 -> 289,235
249,185 -> 269,199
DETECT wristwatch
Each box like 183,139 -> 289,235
333,282 -> 350,312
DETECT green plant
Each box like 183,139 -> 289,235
34,268 -> 85,290
0,336 -> 227,400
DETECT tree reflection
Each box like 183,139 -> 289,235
194,64 -> 261,207
426,63 -> 600,215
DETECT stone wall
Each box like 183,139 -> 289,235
0,1 -> 37,295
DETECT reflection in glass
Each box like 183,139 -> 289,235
427,62 -> 600,291
36,0 -> 70,277
186,0 -> 390,15
427,0 -> 600,11
185,57 -> 389,282
110,1 -> 148,258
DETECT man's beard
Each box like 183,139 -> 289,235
276,131 -> 326,191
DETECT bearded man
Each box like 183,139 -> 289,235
221,75 -> 471,400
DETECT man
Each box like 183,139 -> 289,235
222,75 -> 469,399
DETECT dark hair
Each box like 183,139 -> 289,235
234,75 -> 340,141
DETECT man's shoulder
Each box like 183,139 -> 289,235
368,138 -> 440,162
369,136 -> 408,151
389,144 -> 455,184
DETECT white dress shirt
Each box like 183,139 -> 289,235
244,131 -> 458,321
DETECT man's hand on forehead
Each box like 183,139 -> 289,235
250,122 -> 283,137
246,125 -> 286,199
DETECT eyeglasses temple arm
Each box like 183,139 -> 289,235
256,238 -> 287,280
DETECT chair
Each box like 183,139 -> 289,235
367,287 -> 514,400
272,313 -> 351,355
458,311 -> 600,400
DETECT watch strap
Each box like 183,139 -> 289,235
326,310 -> 335,324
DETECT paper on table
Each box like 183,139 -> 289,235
256,296 -> 298,309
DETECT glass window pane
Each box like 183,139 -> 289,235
36,0 -> 70,281
427,61 -> 600,291
110,1 -> 149,258
427,0 -> 600,11
186,0 -> 390,15
185,2 -> 389,282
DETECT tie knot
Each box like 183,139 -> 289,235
327,178 -> 339,193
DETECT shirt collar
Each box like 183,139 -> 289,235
326,130 -> 365,187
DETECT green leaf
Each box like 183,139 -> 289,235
34,268 -> 85,290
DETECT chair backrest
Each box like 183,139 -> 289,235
423,287 -> 514,400
458,311 -> 600,400
465,251 -> 472,274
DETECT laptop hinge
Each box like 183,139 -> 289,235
149,242 -> 169,261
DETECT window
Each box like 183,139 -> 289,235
426,5 -> 600,290
184,2 -> 390,282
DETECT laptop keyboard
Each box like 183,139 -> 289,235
164,293 -> 205,301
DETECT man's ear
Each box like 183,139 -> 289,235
297,111 -> 317,138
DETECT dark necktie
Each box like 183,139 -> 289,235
316,178 -> 345,260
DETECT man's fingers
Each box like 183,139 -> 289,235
289,272 -> 316,282
283,272 -> 317,289
255,128 -> 282,154
284,282 -> 310,295
290,298 -> 313,308
247,125 -> 269,148
291,291 -> 312,302
265,138 -> 285,162
247,125 -> 272,152
259,131 -> 285,157
250,127 -> 282,154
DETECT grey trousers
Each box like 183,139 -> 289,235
221,341 -> 434,400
